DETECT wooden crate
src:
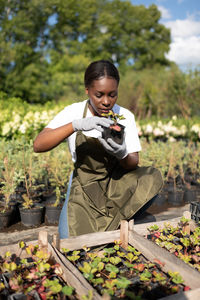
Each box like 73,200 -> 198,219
50,219 -> 200,300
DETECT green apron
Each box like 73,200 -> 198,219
67,102 -> 163,236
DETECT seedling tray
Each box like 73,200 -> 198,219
0,231 -> 78,299
52,220 -> 200,299
134,211 -> 200,273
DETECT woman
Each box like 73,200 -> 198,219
33,60 -> 163,238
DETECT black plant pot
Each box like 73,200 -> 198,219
153,193 -> 166,206
190,201 -> 200,223
19,204 -> 44,227
183,188 -> 196,203
102,123 -> 125,145
0,207 -> 14,229
45,204 -> 62,225
167,190 -> 183,206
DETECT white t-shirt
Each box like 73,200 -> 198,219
46,99 -> 141,162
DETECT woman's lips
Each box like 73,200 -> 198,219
99,109 -> 110,114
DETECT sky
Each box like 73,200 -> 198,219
131,0 -> 200,70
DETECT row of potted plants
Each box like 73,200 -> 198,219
0,139 -> 73,229
0,138 -> 199,229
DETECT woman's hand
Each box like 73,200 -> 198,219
72,116 -> 113,132
98,136 -> 139,170
98,137 -> 128,160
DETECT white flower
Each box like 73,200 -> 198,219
145,124 -> 153,134
2,123 -> 11,136
153,127 -> 164,136
169,136 -> 176,142
19,124 -> 26,134
191,124 -> 200,133
172,115 -> 177,121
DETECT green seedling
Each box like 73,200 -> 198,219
105,263 -> 119,278
101,111 -> 125,125
148,224 -> 160,233
81,290 -> 93,300
103,247 -> 116,258
109,256 -> 121,265
168,271 -> 184,284
67,250 -> 80,263
140,270 -> 152,281
152,271 -> 166,285
115,277 -> 131,297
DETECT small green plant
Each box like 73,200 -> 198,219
101,110 -> 125,124
22,194 -> 34,209
0,157 -> 19,211
168,271 -> 184,284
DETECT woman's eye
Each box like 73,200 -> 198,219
96,94 -> 102,98
110,93 -> 117,98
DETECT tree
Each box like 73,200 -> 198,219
0,0 -> 171,103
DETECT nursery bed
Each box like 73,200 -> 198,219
0,231 -> 80,299
136,211 -> 200,273
1,215 -> 200,299
51,219 -> 200,300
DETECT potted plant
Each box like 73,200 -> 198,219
19,193 -> 44,227
0,157 -> 19,229
44,150 -> 70,224
45,186 -> 64,225
19,147 -> 44,227
101,110 -> 125,144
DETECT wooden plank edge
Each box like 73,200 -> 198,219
133,210 -> 197,236
128,230 -> 200,289
0,240 -> 38,257
49,243 -> 102,300
60,229 -> 120,251
120,220 -> 128,249
133,217 -> 181,235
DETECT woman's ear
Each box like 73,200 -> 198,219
85,88 -> 88,95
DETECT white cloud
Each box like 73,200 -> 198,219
165,19 -> 200,38
158,5 -> 171,19
166,36 -> 200,65
164,18 -> 200,66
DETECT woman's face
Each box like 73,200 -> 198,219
86,77 -> 118,116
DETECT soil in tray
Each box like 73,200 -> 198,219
62,242 -> 188,299
147,217 -> 200,272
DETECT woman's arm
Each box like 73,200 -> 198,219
33,116 -> 113,153
119,152 -> 139,170
33,123 -> 74,153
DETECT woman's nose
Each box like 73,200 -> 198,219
102,96 -> 110,106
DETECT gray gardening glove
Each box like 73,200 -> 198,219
72,116 -> 113,132
98,136 -> 128,160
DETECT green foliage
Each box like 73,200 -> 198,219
118,66 -> 200,118
0,0 -> 170,103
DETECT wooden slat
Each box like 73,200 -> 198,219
133,217 -> 181,235
0,240 -> 38,258
160,287 -> 200,300
120,220 -> 128,249
128,230 -> 200,289
133,210 -> 197,236
49,243 -> 102,300
60,229 -> 120,251
0,225 -> 58,246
